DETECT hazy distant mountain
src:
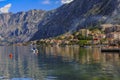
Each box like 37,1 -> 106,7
0,0 -> 120,43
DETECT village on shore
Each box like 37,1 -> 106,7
21,24 -> 120,47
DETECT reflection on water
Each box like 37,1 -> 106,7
0,45 -> 120,80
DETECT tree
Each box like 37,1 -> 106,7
78,40 -> 88,46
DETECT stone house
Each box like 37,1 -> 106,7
79,29 -> 90,37
106,32 -> 120,40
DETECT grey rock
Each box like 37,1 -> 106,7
0,10 -> 46,43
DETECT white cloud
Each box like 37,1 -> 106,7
42,0 -> 50,5
61,0 -> 74,4
0,3 -> 12,13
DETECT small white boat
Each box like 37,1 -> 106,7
31,48 -> 38,54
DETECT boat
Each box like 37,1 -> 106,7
31,48 -> 39,54
101,48 -> 120,52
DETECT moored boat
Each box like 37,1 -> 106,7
101,48 -> 120,52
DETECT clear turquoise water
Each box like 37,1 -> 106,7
0,45 -> 120,80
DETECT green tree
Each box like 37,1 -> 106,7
78,40 -> 88,46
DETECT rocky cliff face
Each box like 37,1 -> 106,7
0,10 -> 46,43
0,0 -> 120,43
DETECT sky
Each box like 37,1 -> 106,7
0,0 -> 74,13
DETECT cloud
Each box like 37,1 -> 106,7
61,0 -> 74,4
42,0 -> 50,5
0,3 -> 12,13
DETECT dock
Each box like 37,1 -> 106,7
101,48 -> 120,52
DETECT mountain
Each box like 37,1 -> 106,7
0,0 -> 120,43
0,10 -> 46,43
30,0 -> 120,40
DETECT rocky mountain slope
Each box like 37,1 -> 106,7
0,10 -> 46,43
0,0 -> 120,43
30,0 -> 120,40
